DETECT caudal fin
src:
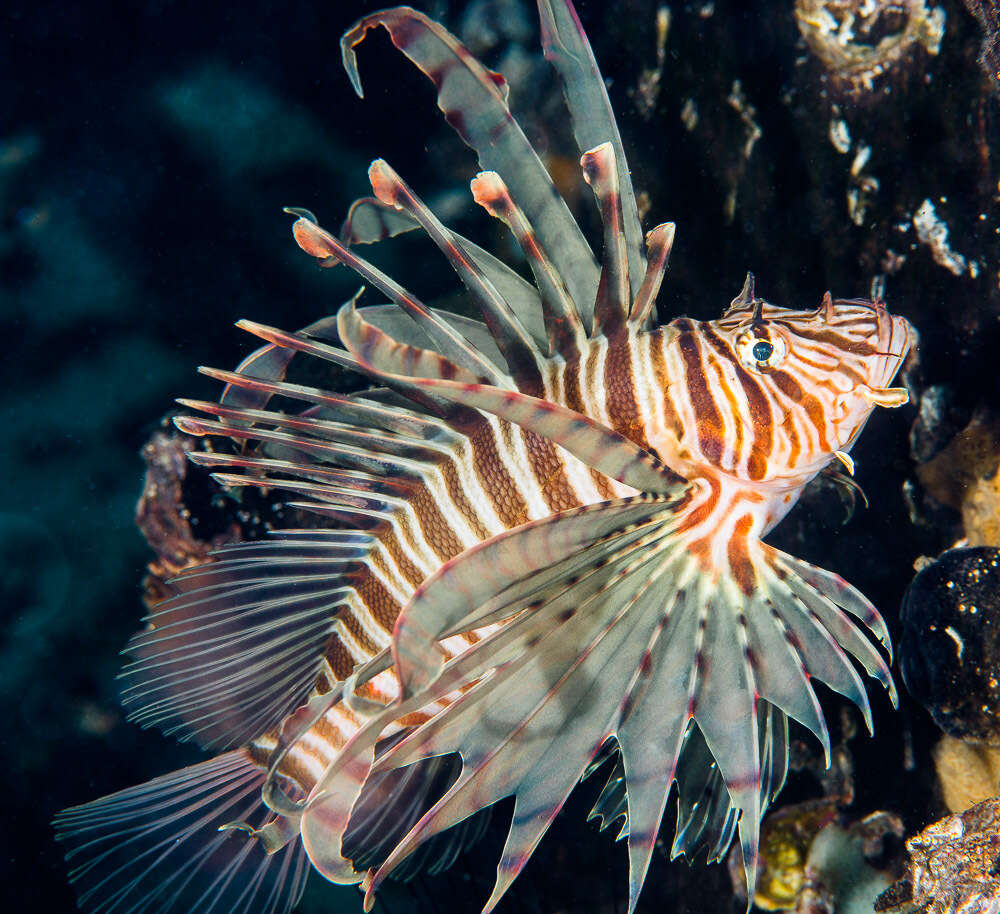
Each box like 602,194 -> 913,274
54,749 -> 308,914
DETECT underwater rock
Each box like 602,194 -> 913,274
963,0 -> 1000,91
900,546 -> 1000,744
733,798 -> 902,913
875,795 -> 1000,913
909,385 -> 968,466
794,0 -> 946,97
135,430 -> 242,607
738,797 -> 841,910
914,408 -> 1000,541
906,402 -> 999,544
963,472 -> 1000,549
795,814 -> 902,914
933,735 -> 1000,813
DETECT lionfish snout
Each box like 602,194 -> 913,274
819,299 -> 915,449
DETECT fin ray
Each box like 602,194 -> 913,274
54,751 -> 308,914
119,536 -> 356,749
340,6 -> 600,322
537,0 -> 645,300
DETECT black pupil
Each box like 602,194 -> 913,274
752,340 -> 774,362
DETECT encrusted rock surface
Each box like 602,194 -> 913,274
876,795 -> 1000,914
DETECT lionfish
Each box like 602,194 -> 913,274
55,2 -> 915,913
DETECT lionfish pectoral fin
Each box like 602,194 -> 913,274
307,503 -> 892,914
54,750 -> 309,914
304,495 -> 894,911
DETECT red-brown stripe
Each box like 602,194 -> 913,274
603,329 -> 650,449
677,320 -> 724,466
701,326 -> 773,481
775,322 -> 878,356
465,414 -> 531,528
769,368 -> 830,452
649,330 -> 685,445
727,514 -> 756,596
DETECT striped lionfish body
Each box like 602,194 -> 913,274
55,4 -> 915,914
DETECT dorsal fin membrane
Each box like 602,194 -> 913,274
291,215 -> 503,385
470,170 -> 587,359
537,0 -> 646,299
337,298 -> 479,386
340,196 -> 548,350
367,160 -> 544,392
340,6 -> 600,326
582,143 -> 630,337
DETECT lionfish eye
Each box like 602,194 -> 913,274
736,331 -> 787,371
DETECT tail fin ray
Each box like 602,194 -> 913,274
54,750 -> 307,914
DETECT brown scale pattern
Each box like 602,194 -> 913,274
372,529 -> 423,590
407,482 -> 465,561
437,450 -> 492,541
318,635 -> 358,686
519,427 -> 581,513
351,575 -> 400,655
602,330 -> 650,450
470,417 -> 529,528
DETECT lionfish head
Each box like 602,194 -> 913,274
712,273 -> 916,480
